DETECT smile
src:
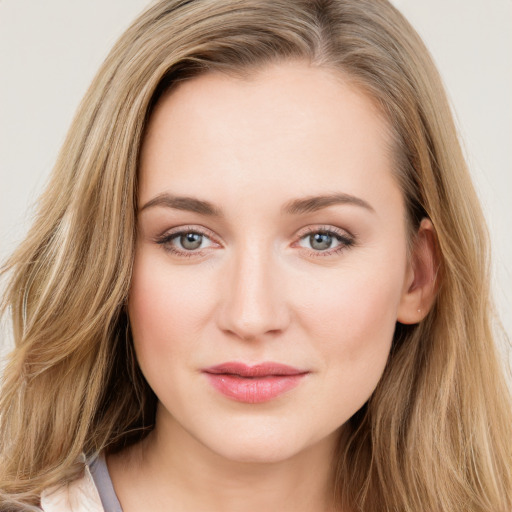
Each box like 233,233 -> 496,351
202,362 -> 309,403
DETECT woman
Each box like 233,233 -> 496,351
1,0 -> 511,511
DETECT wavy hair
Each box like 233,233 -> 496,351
1,0 -> 511,510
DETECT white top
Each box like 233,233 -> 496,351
40,454 -> 122,512
40,464 -> 104,512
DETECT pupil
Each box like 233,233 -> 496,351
311,233 -> 332,250
181,233 -> 202,250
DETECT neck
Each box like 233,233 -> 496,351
108,409 -> 343,512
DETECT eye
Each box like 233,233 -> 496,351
296,227 -> 355,256
176,232 -> 206,250
156,227 -> 216,256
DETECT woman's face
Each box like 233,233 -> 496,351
129,61 -> 413,463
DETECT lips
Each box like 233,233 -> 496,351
202,362 -> 309,403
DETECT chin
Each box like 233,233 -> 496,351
212,441 -> 302,465
198,424 -> 328,466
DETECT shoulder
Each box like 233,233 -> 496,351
40,463 -> 104,512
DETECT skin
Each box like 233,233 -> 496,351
108,60 -> 436,512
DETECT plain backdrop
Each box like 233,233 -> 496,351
0,0 -> 511,367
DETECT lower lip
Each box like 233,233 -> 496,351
204,373 -> 307,403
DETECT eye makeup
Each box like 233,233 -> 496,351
154,224 -> 356,259
293,225 -> 355,258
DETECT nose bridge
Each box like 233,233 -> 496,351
218,238 -> 288,340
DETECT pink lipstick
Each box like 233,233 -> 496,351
202,362 -> 309,404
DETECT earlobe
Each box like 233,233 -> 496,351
397,218 -> 439,325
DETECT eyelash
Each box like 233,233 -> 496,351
155,226 -> 214,259
155,225 -> 355,259
295,226 -> 355,257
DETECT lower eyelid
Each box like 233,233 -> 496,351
297,227 -> 353,242
161,231 -> 214,249
294,227 -> 356,255
155,226 -> 354,257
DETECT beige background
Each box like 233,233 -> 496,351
1,0 -> 511,369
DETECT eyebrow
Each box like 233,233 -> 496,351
281,193 -> 375,215
140,193 -> 223,216
139,192 -> 375,216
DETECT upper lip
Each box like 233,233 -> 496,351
203,362 -> 309,377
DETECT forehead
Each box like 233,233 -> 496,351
138,60 -> 401,217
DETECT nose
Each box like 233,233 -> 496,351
216,244 -> 291,341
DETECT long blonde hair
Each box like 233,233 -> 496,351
1,0 -> 511,510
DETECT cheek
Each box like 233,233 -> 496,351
127,250 -> 216,371
296,259 -> 403,345
291,256 -> 405,413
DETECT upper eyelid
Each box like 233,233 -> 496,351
158,226 -> 219,248
157,225 -> 354,254
296,225 -> 353,237
159,224 -> 351,241
159,225 -> 216,239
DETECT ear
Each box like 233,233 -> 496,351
397,218 -> 439,324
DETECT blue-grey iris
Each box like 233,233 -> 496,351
181,233 -> 203,250
310,233 -> 333,250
